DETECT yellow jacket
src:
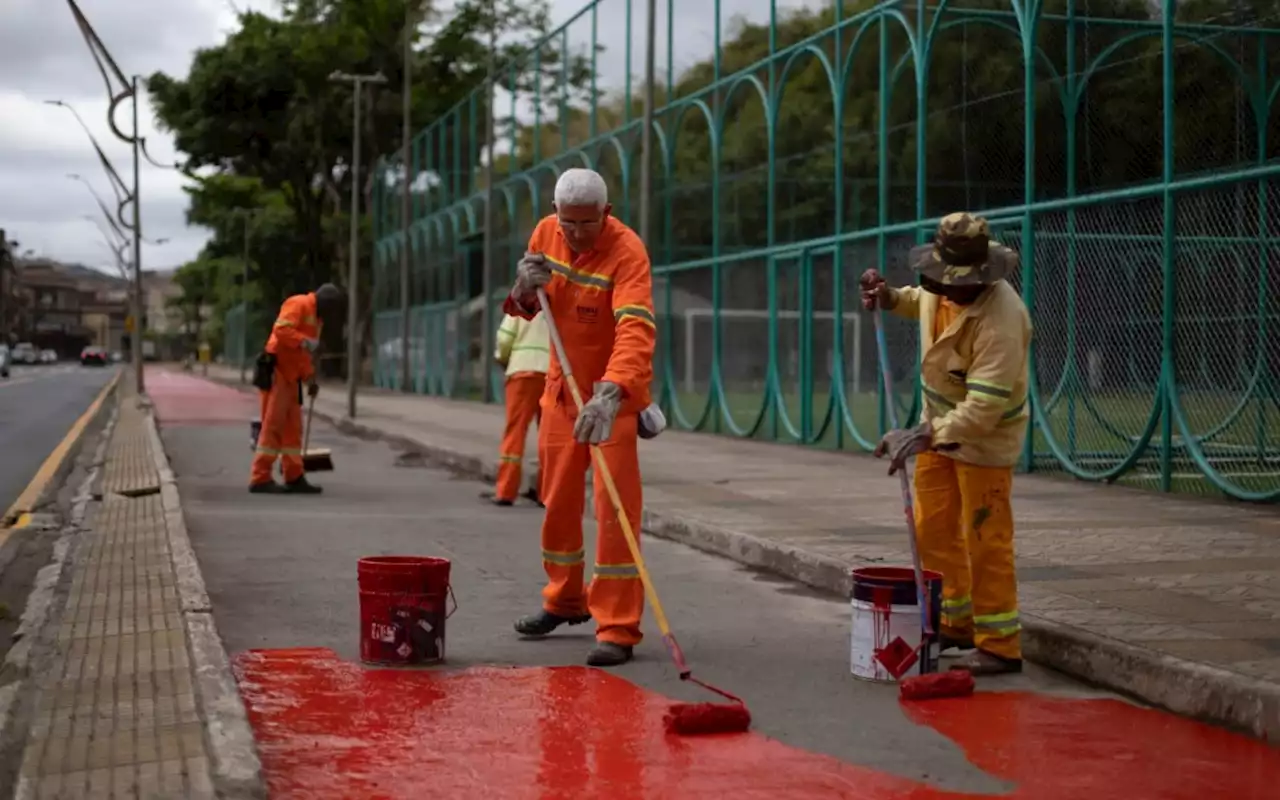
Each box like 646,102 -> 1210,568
495,312 -> 550,377
888,280 -> 1032,467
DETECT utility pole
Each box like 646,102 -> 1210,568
638,0 -> 657,248
130,75 -> 145,395
239,210 -> 254,384
330,70 -> 388,419
0,229 -> 10,346
480,0 -> 497,404
399,3 -> 416,394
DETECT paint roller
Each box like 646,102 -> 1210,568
871,305 -> 974,703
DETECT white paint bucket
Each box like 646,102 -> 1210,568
849,566 -> 943,683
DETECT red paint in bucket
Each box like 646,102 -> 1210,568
358,556 -> 456,666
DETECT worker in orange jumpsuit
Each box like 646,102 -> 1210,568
249,283 -> 345,495
503,167 -> 660,667
486,310 -> 550,506
860,212 -> 1031,677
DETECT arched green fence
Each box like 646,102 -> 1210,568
370,0 -> 1280,502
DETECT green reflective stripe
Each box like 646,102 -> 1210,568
926,381 -> 1026,421
303,315 -> 318,325
965,379 -> 1012,400
614,305 -> 656,327
497,328 -> 516,339
593,563 -> 640,579
274,319 -> 296,328
499,454 -> 521,464
941,596 -> 973,624
511,345 -> 548,352
542,549 -> 585,566
1002,399 -> 1026,419
545,255 -> 613,291
923,385 -> 955,411
974,611 -> 1021,636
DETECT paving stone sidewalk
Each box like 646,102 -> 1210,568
14,389 -> 222,799
201,364 -> 1280,739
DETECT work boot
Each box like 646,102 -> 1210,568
939,634 -> 976,656
478,490 -> 514,507
248,481 -> 282,494
514,610 -> 592,637
586,642 -> 633,667
950,649 -> 1022,676
283,477 -> 323,495
522,486 -> 544,508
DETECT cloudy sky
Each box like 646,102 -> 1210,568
0,0 -> 817,277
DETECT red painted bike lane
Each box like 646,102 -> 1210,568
148,369 -> 1280,799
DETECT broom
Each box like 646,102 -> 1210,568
871,306 -> 973,702
301,388 -> 333,472
536,287 -> 751,736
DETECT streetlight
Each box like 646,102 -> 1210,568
64,0 -> 147,394
329,69 -> 387,419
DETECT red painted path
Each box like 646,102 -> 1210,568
149,368 -> 257,424
235,647 -> 1280,800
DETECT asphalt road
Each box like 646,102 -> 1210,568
0,363 -> 115,515
159,400 -> 1123,795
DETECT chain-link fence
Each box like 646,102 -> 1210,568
223,302 -> 271,373
369,0 -> 1280,501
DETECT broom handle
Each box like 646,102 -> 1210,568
536,287 -> 692,677
303,388 -> 316,455
872,309 -> 933,638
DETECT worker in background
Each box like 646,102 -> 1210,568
249,283 -> 345,495
860,212 -> 1031,677
486,310 -> 550,507
503,167 -> 657,668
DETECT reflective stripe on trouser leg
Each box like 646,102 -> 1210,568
251,377 -> 300,485
585,412 -> 644,647
956,461 -> 1021,659
495,373 -> 545,501
538,403 -> 592,618
913,452 -> 974,640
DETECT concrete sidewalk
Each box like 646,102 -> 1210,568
7,378 -> 260,799
200,363 -> 1280,741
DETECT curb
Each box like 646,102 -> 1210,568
212,378 -> 1280,742
143,405 -> 267,799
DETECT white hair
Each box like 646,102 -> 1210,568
554,168 -> 608,210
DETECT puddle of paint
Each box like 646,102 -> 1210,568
234,648 -> 1280,800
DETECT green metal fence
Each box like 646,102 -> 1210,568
223,302 -> 270,373
370,0 -> 1280,502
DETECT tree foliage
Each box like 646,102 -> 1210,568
150,0 -> 584,356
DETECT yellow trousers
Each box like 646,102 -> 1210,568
913,452 -> 1021,659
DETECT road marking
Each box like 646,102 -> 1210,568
0,370 -> 122,530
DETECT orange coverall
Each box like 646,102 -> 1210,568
250,293 -> 320,486
503,214 -> 656,647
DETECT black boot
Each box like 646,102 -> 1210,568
248,481 -> 282,494
522,487 -> 544,508
586,642 -> 633,667
284,477 -> 323,494
514,610 -> 592,637
478,490 -> 514,507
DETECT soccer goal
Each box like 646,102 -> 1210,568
674,307 -> 865,396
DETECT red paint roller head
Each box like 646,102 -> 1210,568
899,670 -> 975,701
663,702 -> 753,736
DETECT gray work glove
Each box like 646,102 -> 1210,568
574,381 -> 622,444
302,337 -> 321,354
513,251 -> 552,300
638,402 -> 667,440
873,420 -> 958,475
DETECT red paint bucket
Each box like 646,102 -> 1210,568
358,556 -> 457,666
849,566 -> 943,682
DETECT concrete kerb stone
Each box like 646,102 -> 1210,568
143,407 -> 267,800
312,402 -> 1280,743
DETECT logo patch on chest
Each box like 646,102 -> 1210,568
576,304 -> 599,324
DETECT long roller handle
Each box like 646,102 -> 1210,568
535,287 -> 693,678
872,309 -> 933,638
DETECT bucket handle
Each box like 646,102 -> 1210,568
445,583 -> 458,619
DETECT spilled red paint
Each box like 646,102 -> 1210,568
233,647 -> 1280,800
148,369 -> 257,424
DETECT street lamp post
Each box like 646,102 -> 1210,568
399,4 -> 420,395
329,70 -> 387,419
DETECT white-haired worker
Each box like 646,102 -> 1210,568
503,167 -> 666,667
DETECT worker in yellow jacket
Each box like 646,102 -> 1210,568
487,310 -> 550,506
860,212 -> 1031,677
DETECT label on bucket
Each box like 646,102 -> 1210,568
360,601 -> 447,666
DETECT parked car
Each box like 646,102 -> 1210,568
11,342 -> 37,365
0,344 -> 9,378
40,349 -> 57,364
80,346 -> 109,367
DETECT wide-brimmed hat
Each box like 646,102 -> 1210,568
907,212 -> 1018,287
